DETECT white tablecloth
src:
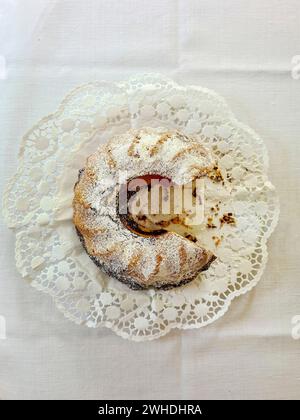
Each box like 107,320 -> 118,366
1,0 -> 300,400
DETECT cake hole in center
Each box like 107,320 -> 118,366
118,174 -> 204,242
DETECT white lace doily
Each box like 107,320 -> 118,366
3,74 -> 279,341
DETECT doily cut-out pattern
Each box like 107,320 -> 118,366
3,74 -> 279,341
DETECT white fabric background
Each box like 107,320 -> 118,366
1,0 -> 300,400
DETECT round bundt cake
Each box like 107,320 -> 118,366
73,127 -> 217,290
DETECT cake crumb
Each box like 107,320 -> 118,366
207,216 -> 217,229
212,235 -> 223,247
206,165 -> 224,184
220,213 -> 236,227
